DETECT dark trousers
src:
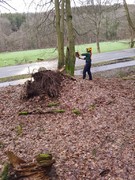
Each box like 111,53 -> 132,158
83,63 -> 92,80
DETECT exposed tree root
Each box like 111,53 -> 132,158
21,70 -> 62,99
21,70 -> 76,99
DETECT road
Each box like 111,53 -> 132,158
0,60 -> 135,87
0,48 -> 135,78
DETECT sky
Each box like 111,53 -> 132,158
0,0 -> 135,13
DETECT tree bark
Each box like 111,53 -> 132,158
123,0 -> 135,32
55,0 -> 65,69
96,30 -> 101,53
60,0 -> 65,64
129,27 -> 135,48
123,0 -> 135,48
65,0 -> 75,76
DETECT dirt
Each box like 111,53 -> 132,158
0,76 -> 135,179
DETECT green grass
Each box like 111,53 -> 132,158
75,40 -> 130,54
0,48 -> 58,67
0,40 -> 131,67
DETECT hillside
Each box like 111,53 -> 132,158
0,4 -> 135,52
0,77 -> 135,179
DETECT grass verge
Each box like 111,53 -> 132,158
0,74 -> 31,83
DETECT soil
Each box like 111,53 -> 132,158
0,76 -> 135,179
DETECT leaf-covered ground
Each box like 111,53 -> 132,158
0,77 -> 135,179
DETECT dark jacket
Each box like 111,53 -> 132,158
81,53 -> 91,65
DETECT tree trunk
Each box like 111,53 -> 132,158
65,0 -> 75,76
96,30 -> 101,53
130,28 -> 135,48
123,0 -> 135,48
55,0 -> 65,69
123,0 -> 135,31
60,0 -> 65,64
123,0 -> 135,32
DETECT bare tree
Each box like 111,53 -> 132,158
0,0 -> 16,12
73,0 -> 121,53
123,0 -> 135,47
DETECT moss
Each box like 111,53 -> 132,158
0,141 -> 4,149
16,124 -> 23,136
53,109 -> 65,113
72,109 -> 81,115
36,153 -> 52,162
0,163 -> 9,180
18,111 -> 32,115
47,102 -> 59,107
89,104 -> 96,111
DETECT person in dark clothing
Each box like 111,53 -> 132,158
80,48 -> 92,80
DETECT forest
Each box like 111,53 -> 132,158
0,4 -> 135,52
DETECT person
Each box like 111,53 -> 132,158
79,47 -> 92,80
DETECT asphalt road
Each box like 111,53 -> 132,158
0,48 -> 135,78
0,60 -> 135,87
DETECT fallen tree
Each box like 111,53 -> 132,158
1,151 -> 55,180
21,70 -> 62,99
21,69 -> 76,99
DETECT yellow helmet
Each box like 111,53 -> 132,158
86,47 -> 92,52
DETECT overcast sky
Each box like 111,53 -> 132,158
1,0 -> 135,13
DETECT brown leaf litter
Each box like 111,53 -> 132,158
0,76 -> 135,179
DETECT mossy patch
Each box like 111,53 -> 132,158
47,102 -> 59,107
0,163 -> 9,180
72,109 -> 81,115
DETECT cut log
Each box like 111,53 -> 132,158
1,151 -> 55,180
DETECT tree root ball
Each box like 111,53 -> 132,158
21,70 -> 63,99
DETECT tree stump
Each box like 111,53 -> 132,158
1,151 -> 55,180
